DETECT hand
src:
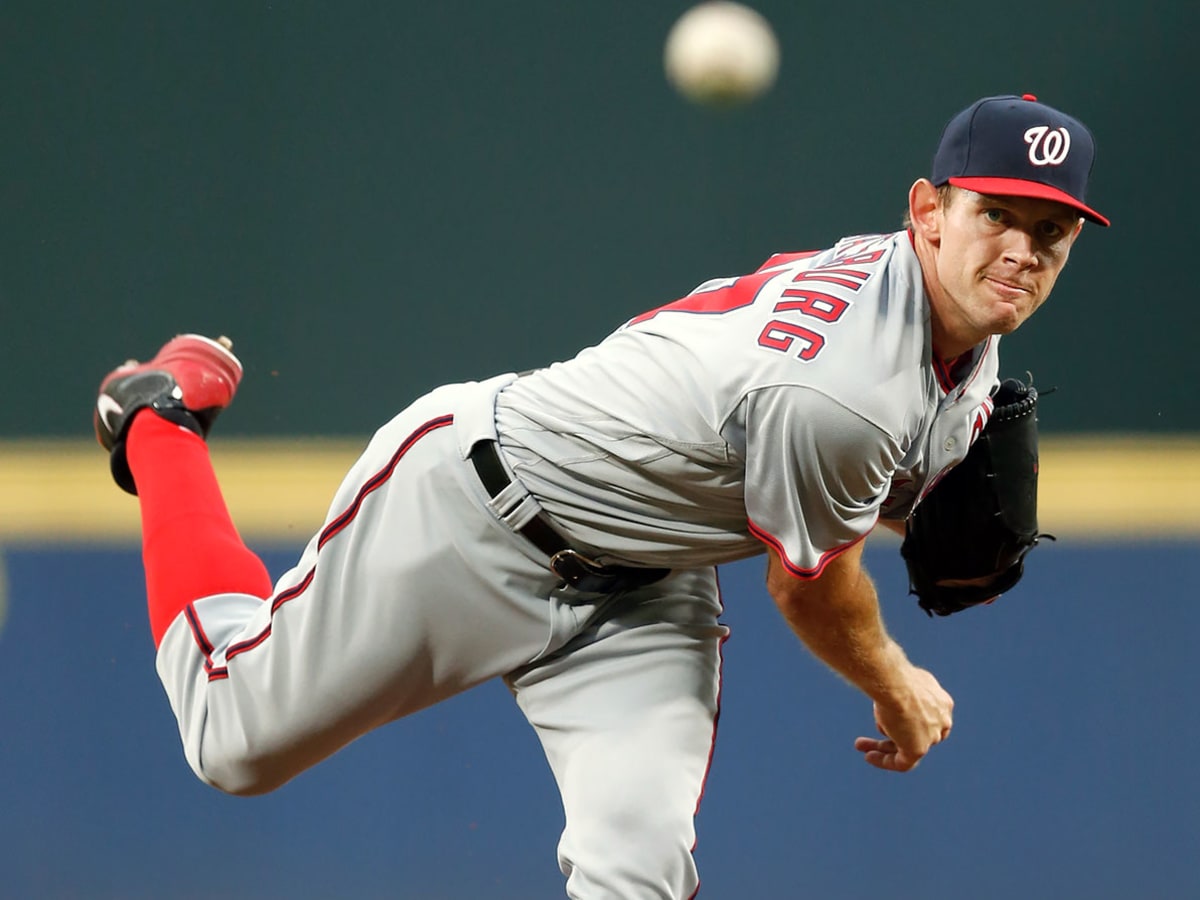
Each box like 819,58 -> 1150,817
854,666 -> 953,772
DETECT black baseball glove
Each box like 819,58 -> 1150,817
900,377 -> 1053,617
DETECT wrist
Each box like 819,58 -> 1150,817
860,640 -> 915,704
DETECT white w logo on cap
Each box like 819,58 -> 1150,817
1024,125 -> 1071,166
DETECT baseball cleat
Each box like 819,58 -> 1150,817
94,334 -> 243,495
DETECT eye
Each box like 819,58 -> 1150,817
1037,220 -> 1065,240
983,208 -> 1005,224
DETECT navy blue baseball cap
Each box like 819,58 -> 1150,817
932,93 -> 1109,227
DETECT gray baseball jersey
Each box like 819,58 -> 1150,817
495,230 -> 999,571
155,229 -> 998,898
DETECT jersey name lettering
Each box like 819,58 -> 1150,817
628,244 -> 884,364
783,267 -> 870,292
773,289 -> 850,322
757,255 -> 877,362
757,322 -> 825,359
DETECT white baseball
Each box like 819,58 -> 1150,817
664,2 -> 780,107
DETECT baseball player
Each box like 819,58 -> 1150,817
93,94 -> 1106,899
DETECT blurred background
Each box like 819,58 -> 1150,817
1,0 -> 1195,435
1,2 -> 1196,897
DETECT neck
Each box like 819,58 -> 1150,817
910,229 -> 982,362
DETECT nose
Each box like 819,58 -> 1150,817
1002,230 -> 1039,269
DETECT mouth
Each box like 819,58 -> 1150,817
982,276 -> 1032,300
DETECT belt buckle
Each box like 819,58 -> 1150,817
549,549 -> 609,589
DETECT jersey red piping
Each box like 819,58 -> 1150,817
957,335 -> 994,395
184,603 -> 229,682
932,355 -> 958,394
188,414 -> 456,680
747,520 -> 867,579
933,335 -> 994,395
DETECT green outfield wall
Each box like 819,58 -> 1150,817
2,2 -> 1194,437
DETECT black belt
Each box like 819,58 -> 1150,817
469,440 -> 670,594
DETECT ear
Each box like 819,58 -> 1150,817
908,179 -> 941,243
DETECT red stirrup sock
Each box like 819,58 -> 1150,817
125,411 -> 273,647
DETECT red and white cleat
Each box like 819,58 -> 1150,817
94,334 -> 244,494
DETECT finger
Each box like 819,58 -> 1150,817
866,748 -> 921,772
854,736 -> 896,753
857,739 -> 926,772
861,749 -> 917,772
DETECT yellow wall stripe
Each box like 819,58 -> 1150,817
2,436 -> 1198,544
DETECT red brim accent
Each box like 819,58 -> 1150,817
948,176 -> 1110,227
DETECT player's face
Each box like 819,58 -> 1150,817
928,189 -> 1083,349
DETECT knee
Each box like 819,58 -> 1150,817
188,735 -> 302,797
561,796 -> 699,898
194,754 -> 288,797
